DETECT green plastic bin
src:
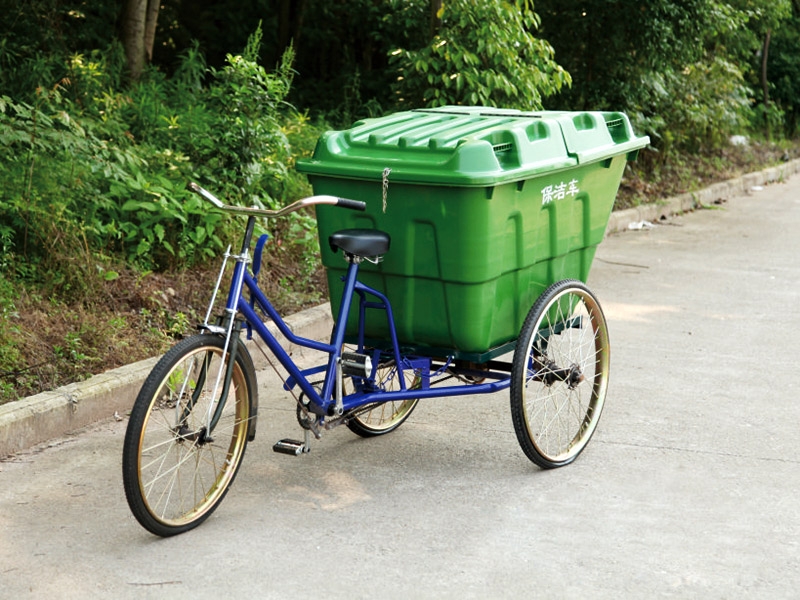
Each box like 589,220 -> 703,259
296,106 -> 649,360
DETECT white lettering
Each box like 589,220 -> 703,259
542,179 -> 580,205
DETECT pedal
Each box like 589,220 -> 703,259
272,438 -> 310,456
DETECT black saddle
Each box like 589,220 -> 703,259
329,229 -> 390,258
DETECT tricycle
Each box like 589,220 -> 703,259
122,107 -> 647,537
122,182 -> 609,537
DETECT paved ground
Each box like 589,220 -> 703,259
1,176 -> 799,598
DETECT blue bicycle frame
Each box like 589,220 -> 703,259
220,242 -> 512,422
187,179 -> 514,432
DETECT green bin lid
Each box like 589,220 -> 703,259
296,106 -> 650,186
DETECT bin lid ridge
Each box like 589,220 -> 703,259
296,107 -> 649,186
350,114 -> 518,151
348,113 -> 444,146
424,116 -> 519,149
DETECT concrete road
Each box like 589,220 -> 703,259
1,177 -> 799,599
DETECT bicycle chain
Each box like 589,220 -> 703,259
297,392 -> 383,431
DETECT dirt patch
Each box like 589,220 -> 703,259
616,140 -> 799,209
1,252 -> 327,404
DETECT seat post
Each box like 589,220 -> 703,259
321,258 -> 361,403
344,251 -> 362,265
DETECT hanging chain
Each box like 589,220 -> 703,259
382,167 -> 391,213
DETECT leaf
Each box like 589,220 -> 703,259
136,238 -> 151,256
193,225 -> 207,244
121,200 -> 159,212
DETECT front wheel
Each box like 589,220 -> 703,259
510,280 -> 610,468
122,334 -> 256,536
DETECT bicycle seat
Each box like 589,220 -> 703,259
329,229 -> 390,258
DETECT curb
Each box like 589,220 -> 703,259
0,304 -> 335,459
605,157 -> 800,235
3,158 -> 799,458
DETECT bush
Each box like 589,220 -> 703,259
0,25 -> 315,288
0,25 -> 329,403
389,0 -> 570,110
629,56 -> 752,156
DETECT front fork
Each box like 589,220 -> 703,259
176,316 -> 245,444
209,317 -> 245,435
183,218 -> 255,444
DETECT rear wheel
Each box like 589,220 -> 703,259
122,334 -> 256,536
510,280 -> 610,468
346,357 -> 420,438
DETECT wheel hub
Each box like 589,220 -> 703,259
536,359 -> 585,388
175,424 -> 212,445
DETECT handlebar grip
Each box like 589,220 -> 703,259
336,198 -> 366,211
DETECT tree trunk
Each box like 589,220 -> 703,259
120,0 -> 160,82
430,0 -> 443,38
278,0 -> 307,51
761,28 -> 772,140
144,0 -> 160,63
121,0 -> 146,81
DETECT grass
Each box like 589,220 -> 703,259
616,138 -> 799,210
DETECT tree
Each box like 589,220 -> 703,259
534,1 -> 799,151
769,4 -> 800,136
120,0 -> 161,81
390,0 -> 571,110
277,0 -> 308,50
536,0 -> 710,111
746,0 -> 792,138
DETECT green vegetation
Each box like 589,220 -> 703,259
0,21 -> 328,402
390,0 -> 570,109
1,0 -> 799,404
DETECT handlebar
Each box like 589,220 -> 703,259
186,182 -> 366,217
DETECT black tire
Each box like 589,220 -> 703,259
510,280 -> 610,468
122,334 -> 256,536
346,358 -> 420,438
